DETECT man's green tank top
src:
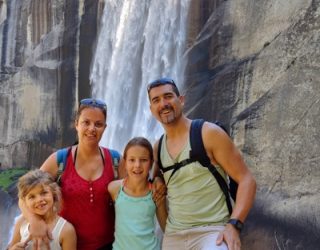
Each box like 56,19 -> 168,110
161,135 -> 230,233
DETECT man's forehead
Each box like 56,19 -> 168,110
149,84 -> 175,97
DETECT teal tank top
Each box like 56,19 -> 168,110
112,183 -> 160,250
161,135 -> 230,233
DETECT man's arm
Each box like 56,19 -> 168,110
203,122 -> 256,250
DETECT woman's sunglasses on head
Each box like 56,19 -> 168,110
80,98 -> 107,110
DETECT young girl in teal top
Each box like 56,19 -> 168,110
108,137 -> 167,250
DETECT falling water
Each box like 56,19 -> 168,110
90,0 -> 191,151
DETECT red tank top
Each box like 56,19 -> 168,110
60,147 -> 115,250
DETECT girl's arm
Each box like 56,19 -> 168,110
7,216 -> 27,250
60,221 -> 77,250
155,195 -> 167,232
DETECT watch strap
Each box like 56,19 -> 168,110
227,218 -> 244,232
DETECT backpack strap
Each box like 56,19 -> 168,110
109,149 -> 121,169
190,119 -> 233,215
157,135 -> 164,172
56,147 -> 71,184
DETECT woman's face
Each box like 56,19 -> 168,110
75,107 -> 106,145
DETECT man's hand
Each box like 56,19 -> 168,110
151,177 -> 167,207
216,223 -> 241,250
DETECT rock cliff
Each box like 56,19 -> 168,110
185,0 -> 320,248
0,0 -> 104,168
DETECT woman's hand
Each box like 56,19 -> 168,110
28,218 -> 52,250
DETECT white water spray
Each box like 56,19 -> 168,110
90,0 -> 191,152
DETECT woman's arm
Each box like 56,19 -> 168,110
60,221 -> 77,250
107,180 -> 122,201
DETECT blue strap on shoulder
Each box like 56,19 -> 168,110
109,149 -> 121,168
56,147 -> 70,184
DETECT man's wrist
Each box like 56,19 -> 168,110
227,218 -> 244,232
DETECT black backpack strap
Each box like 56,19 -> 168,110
190,119 -> 233,215
157,134 -> 196,185
165,158 -> 195,185
157,135 -> 164,172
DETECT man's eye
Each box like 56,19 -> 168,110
152,98 -> 160,104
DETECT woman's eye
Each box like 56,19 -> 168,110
95,122 -> 104,128
81,120 -> 90,126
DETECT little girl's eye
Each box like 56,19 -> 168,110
41,190 -> 49,195
27,194 -> 35,200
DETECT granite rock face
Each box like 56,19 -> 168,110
185,0 -> 320,248
0,0 -> 103,169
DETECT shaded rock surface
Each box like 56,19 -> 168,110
185,0 -> 320,248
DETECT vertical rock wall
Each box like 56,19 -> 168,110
0,0 -> 103,169
185,0 -> 320,248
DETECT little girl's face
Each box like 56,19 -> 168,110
125,145 -> 152,180
24,185 -> 54,217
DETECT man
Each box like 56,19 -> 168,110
147,78 -> 256,250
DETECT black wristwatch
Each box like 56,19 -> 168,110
227,218 -> 244,232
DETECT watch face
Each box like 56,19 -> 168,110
228,219 -> 243,231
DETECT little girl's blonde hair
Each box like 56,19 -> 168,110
18,169 -> 62,212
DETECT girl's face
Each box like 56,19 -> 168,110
75,107 -> 106,145
24,185 -> 54,217
125,145 -> 152,180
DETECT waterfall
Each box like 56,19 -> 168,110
90,0 -> 191,152
0,191 -> 19,249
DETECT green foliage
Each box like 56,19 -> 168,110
0,168 -> 28,192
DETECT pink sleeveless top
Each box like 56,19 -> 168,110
60,147 -> 115,250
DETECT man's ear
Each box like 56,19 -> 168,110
179,95 -> 185,105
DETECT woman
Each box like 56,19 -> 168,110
21,98 -> 123,250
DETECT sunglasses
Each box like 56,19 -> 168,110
79,98 -> 107,110
147,77 -> 180,96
